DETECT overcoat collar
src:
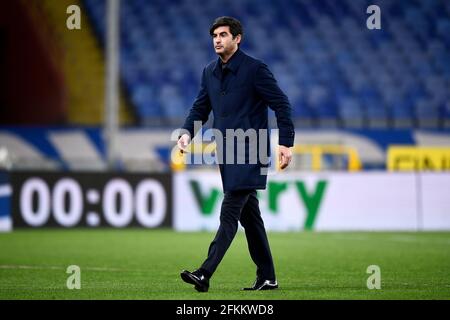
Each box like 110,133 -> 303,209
213,48 -> 245,79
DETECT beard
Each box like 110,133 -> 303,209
216,44 -> 236,58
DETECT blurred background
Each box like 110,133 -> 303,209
0,0 -> 449,232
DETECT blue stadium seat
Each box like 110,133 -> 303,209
442,102 -> 450,128
415,99 -> 439,128
391,99 -> 415,128
339,97 -> 365,128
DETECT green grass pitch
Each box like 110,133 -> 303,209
0,229 -> 449,299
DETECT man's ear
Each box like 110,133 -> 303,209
234,34 -> 242,45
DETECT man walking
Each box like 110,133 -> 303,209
178,16 -> 295,292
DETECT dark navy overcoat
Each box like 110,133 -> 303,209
182,49 -> 295,192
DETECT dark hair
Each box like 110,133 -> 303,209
209,16 -> 243,40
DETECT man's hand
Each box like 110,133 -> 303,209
278,145 -> 292,170
177,134 -> 191,154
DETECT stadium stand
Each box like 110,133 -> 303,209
82,0 -> 450,129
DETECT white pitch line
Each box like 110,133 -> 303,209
386,236 -> 450,245
0,265 -> 129,272
322,234 -> 450,245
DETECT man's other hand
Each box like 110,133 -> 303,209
278,145 -> 292,170
177,134 -> 191,153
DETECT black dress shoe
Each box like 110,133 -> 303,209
180,269 -> 210,292
242,278 -> 278,291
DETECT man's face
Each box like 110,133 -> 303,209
212,26 -> 241,56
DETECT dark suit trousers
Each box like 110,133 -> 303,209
200,189 -> 276,281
